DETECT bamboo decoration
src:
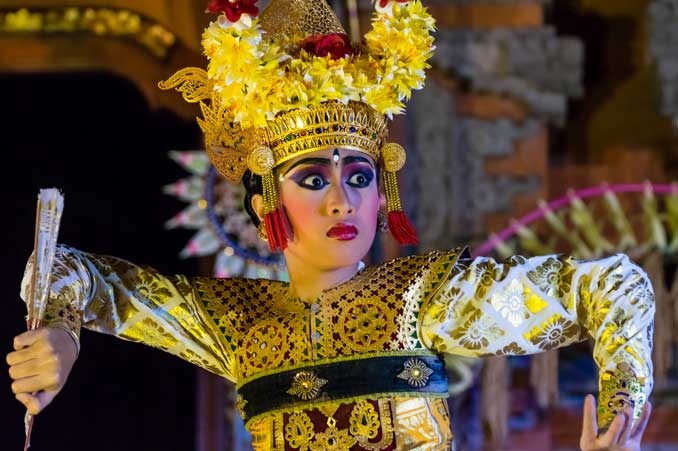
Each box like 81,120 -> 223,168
23,189 -> 64,451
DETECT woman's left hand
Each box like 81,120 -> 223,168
579,394 -> 651,451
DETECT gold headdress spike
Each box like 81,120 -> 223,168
258,0 -> 345,39
160,0 -> 435,250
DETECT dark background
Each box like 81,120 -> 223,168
1,72 -> 203,451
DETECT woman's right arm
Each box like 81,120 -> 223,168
7,244 -> 235,414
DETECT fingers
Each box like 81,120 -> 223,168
581,394 -> 598,444
6,343 -> 44,366
630,401 -> 652,441
8,357 -> 54,380
602,410 -> 628,445
16,391 -> 58,415
7,329 -> 57,366
618,407 -> 633,445
13,329 -> 49,351
11,372 -> 60,395
15,393 -> 39,414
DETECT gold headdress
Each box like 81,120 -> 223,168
159,0 -> 435,251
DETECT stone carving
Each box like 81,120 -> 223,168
433,27 -> 583,126
411,81 -> 541,249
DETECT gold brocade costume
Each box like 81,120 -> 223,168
23,246 -> 654,450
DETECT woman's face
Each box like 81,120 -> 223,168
276,147 -> 381,271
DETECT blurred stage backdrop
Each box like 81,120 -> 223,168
1,0 -> 677,450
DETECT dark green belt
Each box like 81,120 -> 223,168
236,354 -> 448,420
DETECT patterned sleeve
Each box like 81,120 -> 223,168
419,253 -> 655,428
20,244 -> 235,381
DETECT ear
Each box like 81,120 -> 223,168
379,193 -> 387,209
251,194 -> 266,224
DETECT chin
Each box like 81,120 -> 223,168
320,237 -> 373,267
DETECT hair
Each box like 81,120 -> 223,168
242,170 -> 263,227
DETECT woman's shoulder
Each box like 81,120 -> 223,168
331,246 -> 470,300
373,246 -> 470,275
192,277 -> 288,324
191,276 -> 289,312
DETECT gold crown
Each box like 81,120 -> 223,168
260,101 -> 387,168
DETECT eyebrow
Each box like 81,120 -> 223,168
282,155 -> 375,175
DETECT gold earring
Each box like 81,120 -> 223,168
258,222 -> 268,242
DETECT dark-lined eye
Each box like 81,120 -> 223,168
347,169 -> 374,188
298,174 -> 328,190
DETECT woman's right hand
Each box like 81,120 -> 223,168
6,327 -> 78,415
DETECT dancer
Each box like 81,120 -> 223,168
8,0 -> 654,449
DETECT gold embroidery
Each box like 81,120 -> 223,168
359,399 -> 396,450
338,299 -> 395,351
599,362 -> 646,426
236,394 -> 248,420
524,314 -> 579,351
452,310 -> 505,350
286,371 -> 328,400
527,256 -> 574,300
242,321 -> 288,373
490,278 -> 530,327
132,271 -> 173,306
285,411 -> 315,450
496,342 -> 527,356
42,245 -> 653,447
249,416 -> 274,451
397,358 -> 434,388
393,398 -> 452,449
123,317 -> 178,350
309,425 -> 356,451
349,400 -> 380,439
318,402 -> 340,419
194,249 -> 463,380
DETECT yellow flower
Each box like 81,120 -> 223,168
189,0 -> 436,128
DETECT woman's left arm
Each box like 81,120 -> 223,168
419,253 -> 655,430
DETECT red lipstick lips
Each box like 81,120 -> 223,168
327,223 -> 358,241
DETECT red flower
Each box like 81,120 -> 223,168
206,0 -> 258,22
378,0 -> 409,8
301,33 -> 354,60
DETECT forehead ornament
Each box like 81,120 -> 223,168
332,148 -> 340,164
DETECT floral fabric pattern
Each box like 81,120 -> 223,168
420,253 -> 655,429
22,246 -> 654,444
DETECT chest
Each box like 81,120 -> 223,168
228,290 -> 425,379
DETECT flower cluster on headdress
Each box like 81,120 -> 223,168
201,0 -> 435,128
300,33 -> 355,60
206,0 -> 258,22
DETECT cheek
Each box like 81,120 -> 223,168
358,187 -> 380,226
280,186 -> 321,231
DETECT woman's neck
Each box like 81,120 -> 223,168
285,258 -> 361,302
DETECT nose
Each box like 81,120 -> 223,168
325,181 -> 355,217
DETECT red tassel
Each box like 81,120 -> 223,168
264,210 -> 288,252
387,210 -> 418,245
